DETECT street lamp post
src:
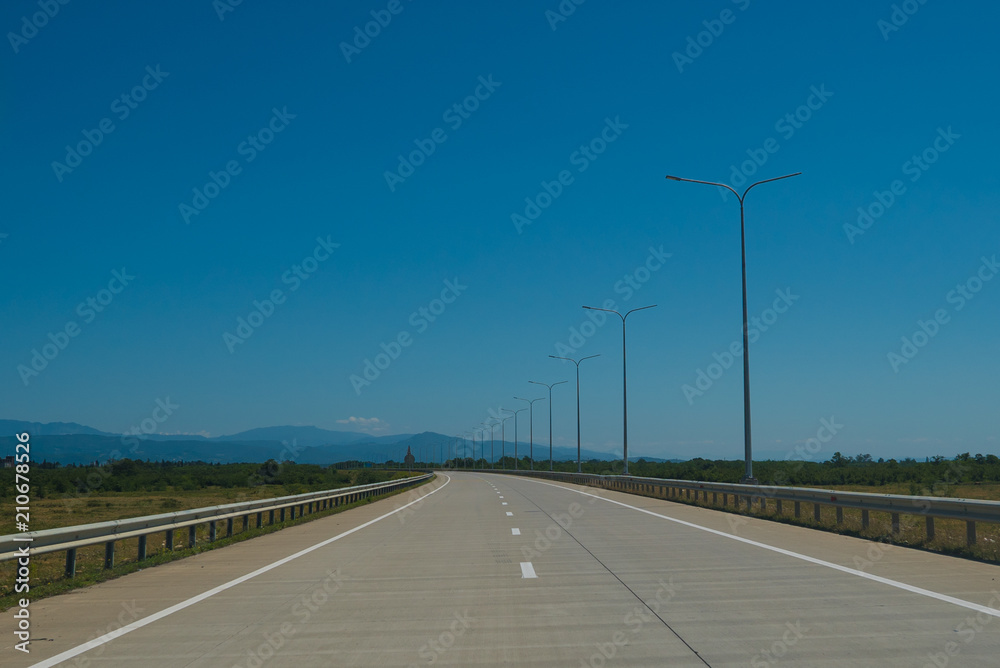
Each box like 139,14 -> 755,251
505,407 -> 528,469
529,380 -> 568,471
665,171 -> 800,483
514,396 -> 545,470
486,420 -> 498,469
549,354 -> 600,473
582,305 -> 657,475
499,411 -> 514,469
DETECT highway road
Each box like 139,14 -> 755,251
4,471 -> 1000,666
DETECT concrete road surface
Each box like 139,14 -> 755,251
3,471 -> 1000,666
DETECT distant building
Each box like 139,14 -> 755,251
404,446 -> 415,470
2,455 -> 14,468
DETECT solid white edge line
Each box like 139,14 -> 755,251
520,562 -> 537,578
512,528 -> 521,535
521,476 -> 1000,619
29,474 -> 452,668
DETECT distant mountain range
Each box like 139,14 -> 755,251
0,420 -> 678,466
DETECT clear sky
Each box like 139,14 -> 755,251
3,1 -> 998,462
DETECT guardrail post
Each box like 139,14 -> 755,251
104,540 -> 115,569
189,524 -> 197,547
794,501 -> 801,518
759,497 -> 766,512
814,504 -> 821,522
722,493 -> 727,507
967,521 -> 976,545
862,509 -> 869,529
166,529 -> 174,550
242,515 -> 248,531
227,518 -> 234,537
65,548 -> 77,578
925,516 -> 934,541
836,507 -> 843,524
209,521 -> 217,542
256,512 -> 263,528
776,499 -> 782,514
891,513 -> 900,534
280,508 -> 285,522
138,534 -> 147,560
713,492 -> 718,505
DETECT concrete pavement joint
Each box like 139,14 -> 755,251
521,477 -> 1000,620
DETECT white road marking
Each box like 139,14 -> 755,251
520,562 -> 538,579
502,502 -> 508,506
29,475 -> 452,668
499,496 -> 504,498
506,511 -> 513,516
512,528 -> 521,535
523,477 -> 1000,620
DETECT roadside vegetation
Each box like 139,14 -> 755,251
0,461 -> 426,609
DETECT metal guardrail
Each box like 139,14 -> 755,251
0,473 -> 432,576
479,469 -> 1000,545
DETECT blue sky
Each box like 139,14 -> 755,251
2,1 -> 998,462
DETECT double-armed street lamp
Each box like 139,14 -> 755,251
503,407 -> 528,470
514,396 -> 545,470
664,171 -> 800,483
529,380 -> 568,471
485,420 -> 499,469
549,354 -> 599,473
582,305 -> 657,475
498,411 -> 514,468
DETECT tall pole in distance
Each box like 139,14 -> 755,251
486,420 -> 498,469
529,380 -> 568,471
549,354 -> 600,473
582,305 -> 657,475
665,172 -> 800,483
499,411 -> 514,469
514,397 -> 545,470
507,407 -> 527,470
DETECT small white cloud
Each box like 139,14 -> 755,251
337,417 -> 387,432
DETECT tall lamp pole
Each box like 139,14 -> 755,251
514,396 -> 545,470
529,380 -> 568,471
582,305 -> 657,475
499,411 -> 514,469
486,420 -> 498,469
549,354 -> 600,473
665,171 -> 800,483
505,407 -> 528,470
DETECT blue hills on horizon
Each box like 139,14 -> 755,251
0,419 -> 678,466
